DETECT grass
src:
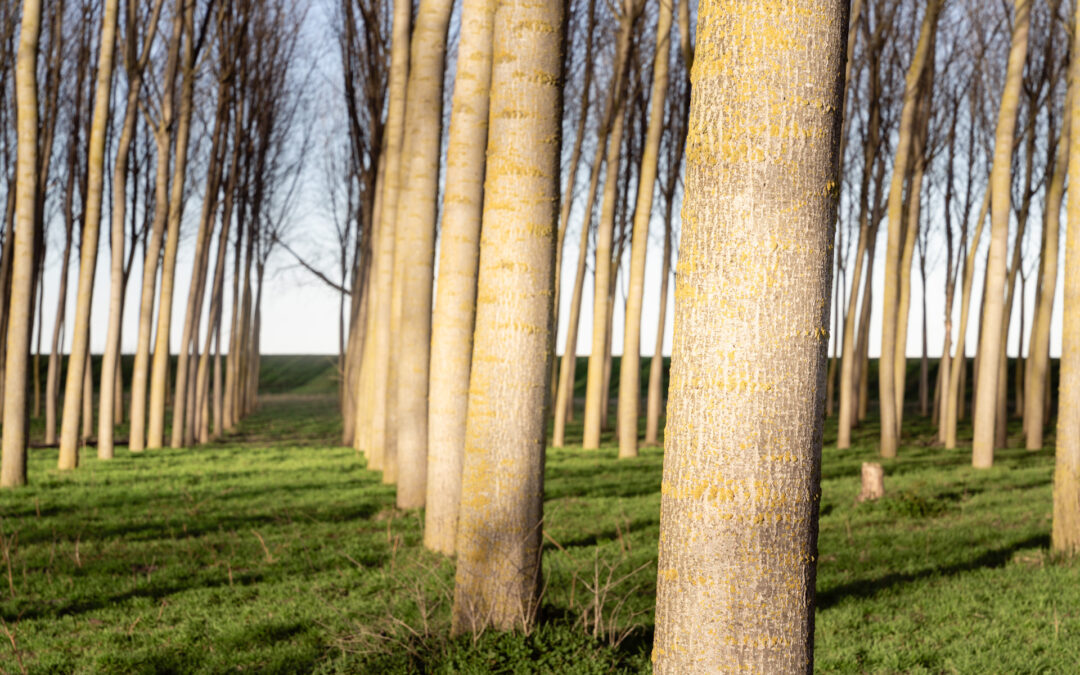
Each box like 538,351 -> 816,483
0,357 -> 1077,672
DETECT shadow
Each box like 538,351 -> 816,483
816,533 -> 1050,610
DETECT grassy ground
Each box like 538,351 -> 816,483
0,359 -> 1077,673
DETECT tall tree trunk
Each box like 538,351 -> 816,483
582,1 -> 635,450
972,0 -> 1031,469
45,147 -> 79,447
394,0 -> 455,510
652,0 -> 846,668
644,193 -> 673,447
1,0 -> 43,488
368,0 -> 411,478
450,0 -> 562,633
148,0 -> 196,450
878,0 -> 940,460
57,0 -> 120,470
1053,7 -> 1080,554
424,0 -> 495,554
617,0 -> 671,458
945,191 -> 990,448
130,6 -> 183,452
1027,91 -> 1070,450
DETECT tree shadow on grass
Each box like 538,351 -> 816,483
816,533 -> 1050,610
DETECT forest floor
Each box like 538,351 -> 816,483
0,357 -> 1078,673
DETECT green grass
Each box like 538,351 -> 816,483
0,358 -> 1077,672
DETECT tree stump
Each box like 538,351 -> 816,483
857,462 -> 885,502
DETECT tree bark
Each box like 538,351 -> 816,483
1,0 -> 43,488
57,0 -> 120,470
972,0 -> 1031,469
617,0 -> 672,458
424,0 -> 495,553
451,0 -> 562,634
652,1 -> 845,670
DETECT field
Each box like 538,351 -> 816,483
0,356 -> 1077,673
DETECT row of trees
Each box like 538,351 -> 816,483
0,0 -> 307,487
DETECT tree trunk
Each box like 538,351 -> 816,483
878,0 -> 940,460
645,191 -> 674,447
129,6 -> 183,452
148,0 -> 196,450
1053,6 -> 1080,554
1,0 -> 43,488
972,0 -> 1031,469
368,0 -> 411,479
393,0 -> 455,510
57,0 -> 120,470
424,0 -> 495,553
652,0 -> 846,668
450,0 -> 562,634
617,0 -> 672,458
582,2 -> 635,450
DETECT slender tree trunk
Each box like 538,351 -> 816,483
424,0 -> 495,553
878,0 -> 940,459
450,0 -> 562,633
1053,7 -> 1080,554
1027,94 -> 1069,450
1,0 -> 43,487
973,0 -> 1031,468
617,0 -> 671,458
394,0 -> 455,510
945,191 -> 990,448
57,0 -> 120,470
644,195 -> 673,447
148,0 -> 196,450
130,7 -> 183,452
652,0 -> 846,668
45,166 -> 77,446
582,2 -> 635,450
368,0 -> 411,478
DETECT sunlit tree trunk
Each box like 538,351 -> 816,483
617,0 -> 671,458
878,0 -> 940,460
644,192 -> 673,447
130,6 -> 183,453
424,0 -> 495,554
582,0 -> 636,450
652,0 -> 846,669
148,0 -> 197,450
1027,91 -> 1070,450
393,0 -> 455,510
451,0 -> 563,634
1053,8 -> 1080,554
1,0 -> 43,488
972,0 -> 1031,468
57,0 -> 120,470
368,0 -> 411,477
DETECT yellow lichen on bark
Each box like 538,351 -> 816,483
425,0 -> 496,554
451,0 -> 563,634
652,0 -> 846,672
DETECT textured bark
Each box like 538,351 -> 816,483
57,0 -> 120,471
368,0 -> 411,478
616,0 -> 672,458
1027,92 -> 1069,450
424,0 -> 495,553
451,0 -> 562,634
1,0 -> 42,488
393,0 -> 455,510
651,0 -> 846,670
972,0 -> 1031,469
878,0 -> 940,460
582,1 -> 636,450
148,0 -> 197,450
1054,7 -> 1080,554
